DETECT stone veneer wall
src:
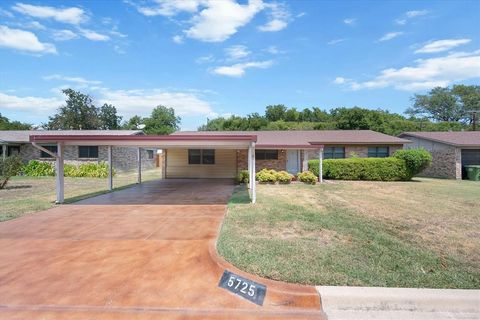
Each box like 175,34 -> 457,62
18,144 -> 155,172
236,149 -> 287,173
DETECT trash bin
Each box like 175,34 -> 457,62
464,165 -> 480,181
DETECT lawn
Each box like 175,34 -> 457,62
217,178 -> 480,289
0,169 -> 162,222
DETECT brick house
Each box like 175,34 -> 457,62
0,130 -> 157,171
399,131 -> 480,179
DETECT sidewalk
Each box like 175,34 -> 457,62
317,286 -> 480,320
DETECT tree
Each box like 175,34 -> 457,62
265,104 -> 287,121
284,108 -> 300,122
98,103 -> 122,129
143,106 -> 180,135
0,113 -> 31,130
46,89 -> 100,129
122,115 -> 144,130
0,155 -> 23,189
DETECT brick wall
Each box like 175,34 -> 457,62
236,149 -> 287,172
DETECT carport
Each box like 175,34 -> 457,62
29,134 -> 258,204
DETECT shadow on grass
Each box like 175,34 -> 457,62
228,184 -> 251,205
64,182 -> 139,204
3,185 -> 32,190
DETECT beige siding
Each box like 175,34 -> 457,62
166,149 -> 236,178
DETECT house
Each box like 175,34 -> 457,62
0,130 -> 157,171
399,131 -> 480,179
167,130 -> 410,178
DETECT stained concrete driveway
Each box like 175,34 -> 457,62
0,179 -> 324,319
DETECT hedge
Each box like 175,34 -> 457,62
393,148 -> 432,179
308,157 -> 409,181
22,160 -> 113,178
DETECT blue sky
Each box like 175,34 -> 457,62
0,0 -> 479,130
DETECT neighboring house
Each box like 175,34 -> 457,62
167,130 -> 410,178
399,131 -> 480,179
0,130 -> 157,171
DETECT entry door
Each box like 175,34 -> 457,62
286,150 -> 300,174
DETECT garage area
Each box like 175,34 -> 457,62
461,149 -> 480,179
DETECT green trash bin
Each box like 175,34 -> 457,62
464,165 -> 480,181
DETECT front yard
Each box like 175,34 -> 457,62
0,169 -> 162,222
217,178 -> 480,289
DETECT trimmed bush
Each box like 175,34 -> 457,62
235,170 -> 249,184
309,158 -> 409,181
276,170 -> 294,184
22,160 -> 55,176
22,160 -> 112,178
393,148 -> 432,179
1,155 -> 23,189
256,168 -> 278,183
297,171 -> 317,184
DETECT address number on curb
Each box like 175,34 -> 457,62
218,270 -> 267,306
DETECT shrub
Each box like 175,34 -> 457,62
22,160 -> 55,176
0,155 -> 24,189
309,158 -> 409,181
276,170 -> 294,184
297,171 -> 317,184
393,148 -> 432,179
256,168 -> 278,183
235,170 -> 249,184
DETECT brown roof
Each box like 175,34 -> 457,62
399,131 -> 480,147
173,130 -> 410,148
0,130 -> 143,143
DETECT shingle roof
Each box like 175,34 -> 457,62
399,131 -> 480,147
173,130 -> 410,147
0,130 -> 143,143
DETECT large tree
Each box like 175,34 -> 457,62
46,89 -> 100,129
122,115 -> 144,130
143,105 -> 180,135
99,103 -> 122,129
265,104 -> 287,121
0,113 -> 31,130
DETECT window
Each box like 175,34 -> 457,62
368,146 -> 389,158
78,146 -> 99,158
40,145 -> 57,158
323,147 -> 345,159
255,149 -> 278,160
188,149 -> 215,165
7,146 -> 20,156
147,150 -> 154,160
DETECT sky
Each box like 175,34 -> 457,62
0,0 -> 479,130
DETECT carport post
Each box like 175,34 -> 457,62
137,147 -> 142,184
247,146 -> 252,189
56,142 -> 64,204
318,147 -> 323,183
251,142 -> 256,204
1,144 -> 6,160
107,146 -> 113,191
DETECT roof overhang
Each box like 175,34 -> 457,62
309,141 -> 410,145
399,133 -> 479,148
29,134 -> 257,149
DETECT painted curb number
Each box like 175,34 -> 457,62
218,270 -> 267,306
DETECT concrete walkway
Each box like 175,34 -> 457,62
317,286 -> 480,320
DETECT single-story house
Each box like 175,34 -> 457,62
0,130 -> 157,171
399,131 -> 480,179
167,130 -> 410,178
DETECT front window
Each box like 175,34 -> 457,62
188,149 -> 215,165
40,145 -> 57,158
255,149 -> 278,160
368,146 -> 389,158
147,150 -> 154,160
78,146 -> 99,158
323,147 -> 345,159
7,146 -> 20,156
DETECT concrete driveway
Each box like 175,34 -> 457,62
0,179 -> 324,319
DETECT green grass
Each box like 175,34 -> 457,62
217,178 -> 480,288
0,169 -> 162,222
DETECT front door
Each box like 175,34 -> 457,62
286,150 -> 299,174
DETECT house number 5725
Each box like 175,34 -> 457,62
218,270 -> 267,306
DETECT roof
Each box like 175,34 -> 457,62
0,130 -> 143,143
399,131 -> 480,147
173,130 -> 410,148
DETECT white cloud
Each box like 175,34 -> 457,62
43,74 -> 102,85
0,8 -> 14,18
213,60 -> 273,77
336,51 -> 480,91
195,54 -> 215,64
185,0 -> 263,42
264,45 -> 284,54
415,39 -> 471,54
0,92 -> 62,112
79,28 -> 110,41
136,0 -> 201,17
225,45 -> 250,60
258,2 -> 290,32
378,31 -> 403,42
343,18 -> 356,25
51,29 -> 77,41
406,10 -> 428,18
0,25 -> 56,54
172,35 -> 184,44
333,77 -> 349,84
23,21 -> 46,30
327,38 -> 346,45
12,3 -> 88,25
258,19 -> 287,32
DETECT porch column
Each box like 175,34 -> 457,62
137,147 -> 142,184
247,146 -> 252,189
251,142 -> 256,204
302,150 -> 309,172
107,146 -> 113,191
56,142 -> 64,204
318,147 -> 323,183
1,144 -> 6,160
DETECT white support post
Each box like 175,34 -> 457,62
107,146 -> 113,191
318,147 -> 323,183
251,142 -> 256,204
247,147 -> 252,190
137,147 -> 142,184
303,149 -> 309,172
2,145 -> 6,160
56,142 -> 64,204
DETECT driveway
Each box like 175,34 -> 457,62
0,179 -> 324,319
